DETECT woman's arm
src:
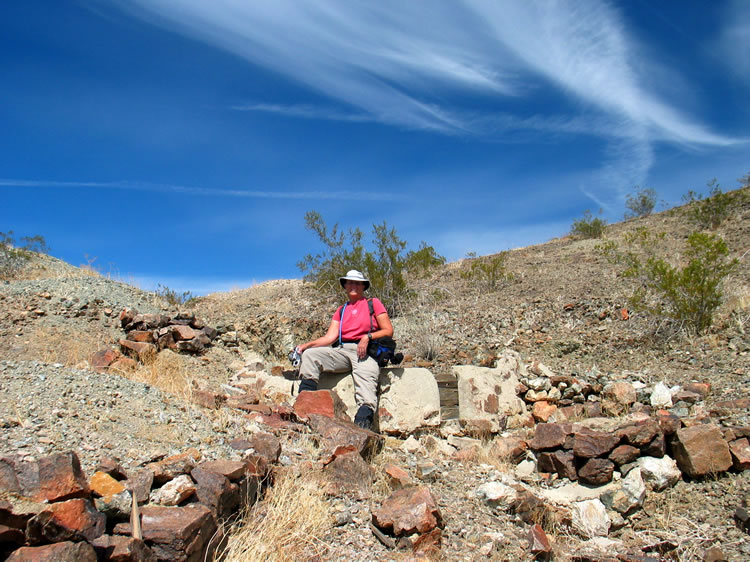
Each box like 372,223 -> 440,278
298,319 -> 340,352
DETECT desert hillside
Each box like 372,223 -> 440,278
1,190 -> 749,561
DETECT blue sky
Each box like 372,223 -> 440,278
1,1 -> 748,295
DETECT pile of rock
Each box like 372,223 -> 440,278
89,308 -> 220,371
0,442 -> 272,561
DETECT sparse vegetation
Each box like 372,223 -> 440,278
220,467 -> 332,561
600,227 -> 738,334
570,210 -> 606,239
625,187 -> 657,219
681,179 -> 745,230
297,211 -> 444,314
154,283 -> 197,307
0,230 -> 49,279
460,251 -> 513,290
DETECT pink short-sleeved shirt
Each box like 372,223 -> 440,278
333,298 -> 387,341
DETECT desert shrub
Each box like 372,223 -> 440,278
571,210 -> 606,239
681,179 -> 744,229
155,284 -> 197,307
297,211 -> 444,315
600,227 -> 738,334
460,251 -> 513,290
625,187 -> 657,219
404,241 -> 446,277
0,230 -> 49,279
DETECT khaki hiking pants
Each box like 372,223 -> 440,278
299,343 -> 380,410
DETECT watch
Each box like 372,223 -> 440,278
367,333 -> 373,341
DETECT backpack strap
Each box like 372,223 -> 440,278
367,298 -> 375,336
338,302 -> 348,347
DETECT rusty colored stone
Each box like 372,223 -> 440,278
538,450 -> 577,481
608,445 -> 640,466
684,382 -> 711,398
195,460 -> 247,482
577,458 -> 615,485
113,504 -> 217,561
118,339 -> 157,363
171,325 -> 198,341
671,424 -> 732,478
146,448 -> 201,485
294,390 -> 350,422
33,452 -> 90,503
191,468 -> 240,518
7,541 -> 97,562
90,471 -> 126,498
125,468 -> 154,504
126,330 -> 154,343
246,432 -> 281,464
91,534 -> 156,562
573,427 -> 619,459
529,423 -> 568,451
489,435 -> 527,461
372,486 -> 443,536
90,349 -> 120,372
191,389 -> 226,410
384,464 -> 413,489
528,523 -> 552,556
307,414 -> 384,461
324,449 -> 372,500
729,438 -> 750,471
532,401 -> 558,423
27,498 -> 106,544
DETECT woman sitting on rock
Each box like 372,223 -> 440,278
295,269 -> 393,431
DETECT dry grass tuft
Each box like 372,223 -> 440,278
368,445 -> 405,501
219,467 -> 332,562
127,350 -> 194,402
27,325 -> 106,366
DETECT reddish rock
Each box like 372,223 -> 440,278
372,486 -> 443,536
195,460 -> 247,482
537,450 -> 577,481
490,435 -> 528,461
557,404 -> 585,421
247,432 -> 281,464
294,390 -> 350,422
656,411 -> 682,435
126,330 -> 154,343
243,455 -> 270,479
572,427 -> 619,458
90,471 -> 126,498
528,523 -> 552,556
412,528 -> 442,556
27,498 -> 106,544
126,313 -> 168,331
114,504 -> 217,561
530,423 -> 568,451
617,420 -> 661,449
0,523 -> 25,546
511,492 -> 550,525
224,392 -> 260,411
671,424 -> 732,478
578,458 -> 615,485
384,464 -> 413,489
96,458 -> 128,480
583,402 -> 603,418
176,333 -> 211,353
532,401 -> 558,423
191,468 -> 240,518
7,541 -> 97,562
33,452 -> 90,503
90,349 -> 120,372
307,414 -> 384,461
609,445 -> 640,466
191,390 -> 225,410
125,468 -> 154,504
642,432 -> 666,458
711,399 -> 750,414
119,308 -> 135,328
109,357 -> 137,373
602,381 -> 637,415
620,308 -> 629,321
118,340 -> 157,363
324,449 -> 372,500
91,534 -> 156,561
729,438 -> 750,471
146,448 -> 201,485
685,382 -> 711,398
171,325 -> 197,341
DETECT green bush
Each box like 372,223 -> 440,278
155,284 -> 197,307
0,230 -> 49,279
625,187 -> 657,219
600,227 -> 738,334
460,252 -> 512,290
571,210 -> 606,239
681,179 -> 741,230
297,211 -> 444,314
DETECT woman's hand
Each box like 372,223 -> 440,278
358,336 -> 369,359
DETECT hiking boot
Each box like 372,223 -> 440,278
298,378 -> 318,393
354,405 -> 374,431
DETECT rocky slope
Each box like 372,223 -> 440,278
1,190 -> 749,560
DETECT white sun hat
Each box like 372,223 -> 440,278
339,269 -> 370,290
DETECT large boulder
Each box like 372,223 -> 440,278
671,424 -> 732,478
454,350 -> 528,433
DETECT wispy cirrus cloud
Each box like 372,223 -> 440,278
716,0 -> 750,84
109,0 -> 742,208
0,179 -> 405,201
